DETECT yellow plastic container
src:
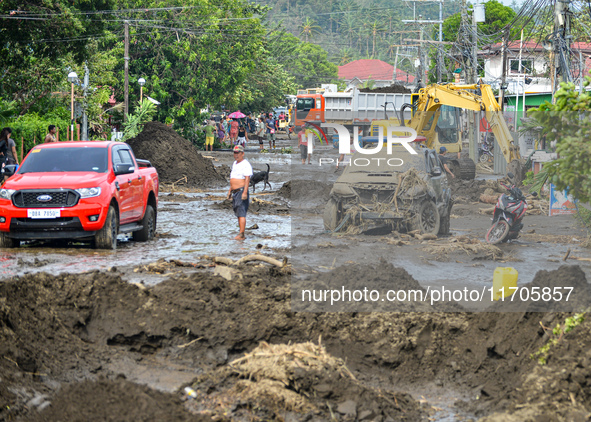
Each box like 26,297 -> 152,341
492,267 -> 518,301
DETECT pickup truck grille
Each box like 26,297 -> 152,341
12,190 -> 80,208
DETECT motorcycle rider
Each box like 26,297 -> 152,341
438,147 -> 455,178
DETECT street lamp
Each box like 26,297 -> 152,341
67,71 -> 78,141
138,78 -> 146,101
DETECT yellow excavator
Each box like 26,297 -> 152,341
370,82 -> 521,180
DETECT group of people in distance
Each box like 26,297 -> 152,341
204,111 -> 290,152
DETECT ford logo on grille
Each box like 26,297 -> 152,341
37,195 -> 53,202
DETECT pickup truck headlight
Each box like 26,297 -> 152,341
0,189 -> 15,200
75,187 -> 101,198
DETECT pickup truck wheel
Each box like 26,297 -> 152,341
0,232 -> 18,248
133,205 -> 156,242
94,206 -> 118,250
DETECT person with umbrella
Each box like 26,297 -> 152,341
228,111 -> 245,145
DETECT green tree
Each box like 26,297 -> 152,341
431,0 -> 517,82
299,17 -> 322,42
0,0 -> 115,66
335,47 -> 357,65
122,99 -> 157,141
105,0 -> 268,130
528,79 -> 591,202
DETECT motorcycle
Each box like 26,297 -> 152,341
485,172 -> 537,244
479,137 -> 494,163
287,124 -> 295,139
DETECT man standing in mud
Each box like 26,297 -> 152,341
438,147 -> 455,179
227,145 -> 253,240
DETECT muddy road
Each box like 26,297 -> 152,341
2,135 -> 591,422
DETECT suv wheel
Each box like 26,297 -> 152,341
412,200 -> 440,235
324,198 -> 346,232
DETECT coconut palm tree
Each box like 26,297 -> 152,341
339,15 -> 359,48
299,17 -> 321,42
367,20 -> 386,58
335,47 -> 356,65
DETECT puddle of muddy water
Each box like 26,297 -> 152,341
0,190 -> 291,278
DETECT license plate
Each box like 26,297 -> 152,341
27,209 -> 61,219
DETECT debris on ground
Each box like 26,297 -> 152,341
134,258 -> 206,274
127,121 -> 226,187
187,340 -> 423,420
424,236 -> 504,260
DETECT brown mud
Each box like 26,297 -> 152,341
2,139 -> 591,421
358,84 -> 411,94
1,261 -> 591,421
127,122 -> 226,187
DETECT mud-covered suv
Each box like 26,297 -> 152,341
323,144 -> 452,235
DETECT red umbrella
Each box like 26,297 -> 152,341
228,111 -> 246,119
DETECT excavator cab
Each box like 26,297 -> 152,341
434,105 -> 461,153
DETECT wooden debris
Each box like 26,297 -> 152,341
213,254 -> 286,268
563,248 -> 571,261
479,194 -> 499,204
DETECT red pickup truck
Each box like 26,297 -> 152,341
0,141 -> 159,249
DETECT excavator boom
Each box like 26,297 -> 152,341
412,83 -> 520,163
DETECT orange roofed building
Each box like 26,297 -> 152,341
338,59 -> 416,89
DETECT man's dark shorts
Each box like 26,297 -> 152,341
232,188 -> 249,217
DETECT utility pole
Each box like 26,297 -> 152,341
124,20 -> 130,122
394,46 -> 400,83
471,5 -> 479,163
499,29 -> 508,111
82,62 -> 89,141
579,48 -> 584,93
401,1 -> 444,85
460,0 -> 471,82
552,0 -> 572,99
419,25 -> 424,86
472,5 -> 478,84
438,0 -> 443,82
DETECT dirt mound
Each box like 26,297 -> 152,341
490,265 -> 591,312
2,262 -> 591,421
279,179 -> 332,200
451,178 -> 505,203
290,179 -> 333,208
30,378 -> 206,422
187,340 -> 423,421
358,84 -> 411,93
294,259 -> 464,312
127,121 -> 225,187
215,163 -> 231,179
276,180 -> 291,197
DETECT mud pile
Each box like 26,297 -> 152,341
189,341 -> 422,420
1,263 -> 591,421
294,259 -> 463,312
450,178 -> 505,203
490,265 -> 591,312
29,379 -> 207,422
127,121 -> 225,187
358,84 -> 411,94
289,179 -> 333,206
